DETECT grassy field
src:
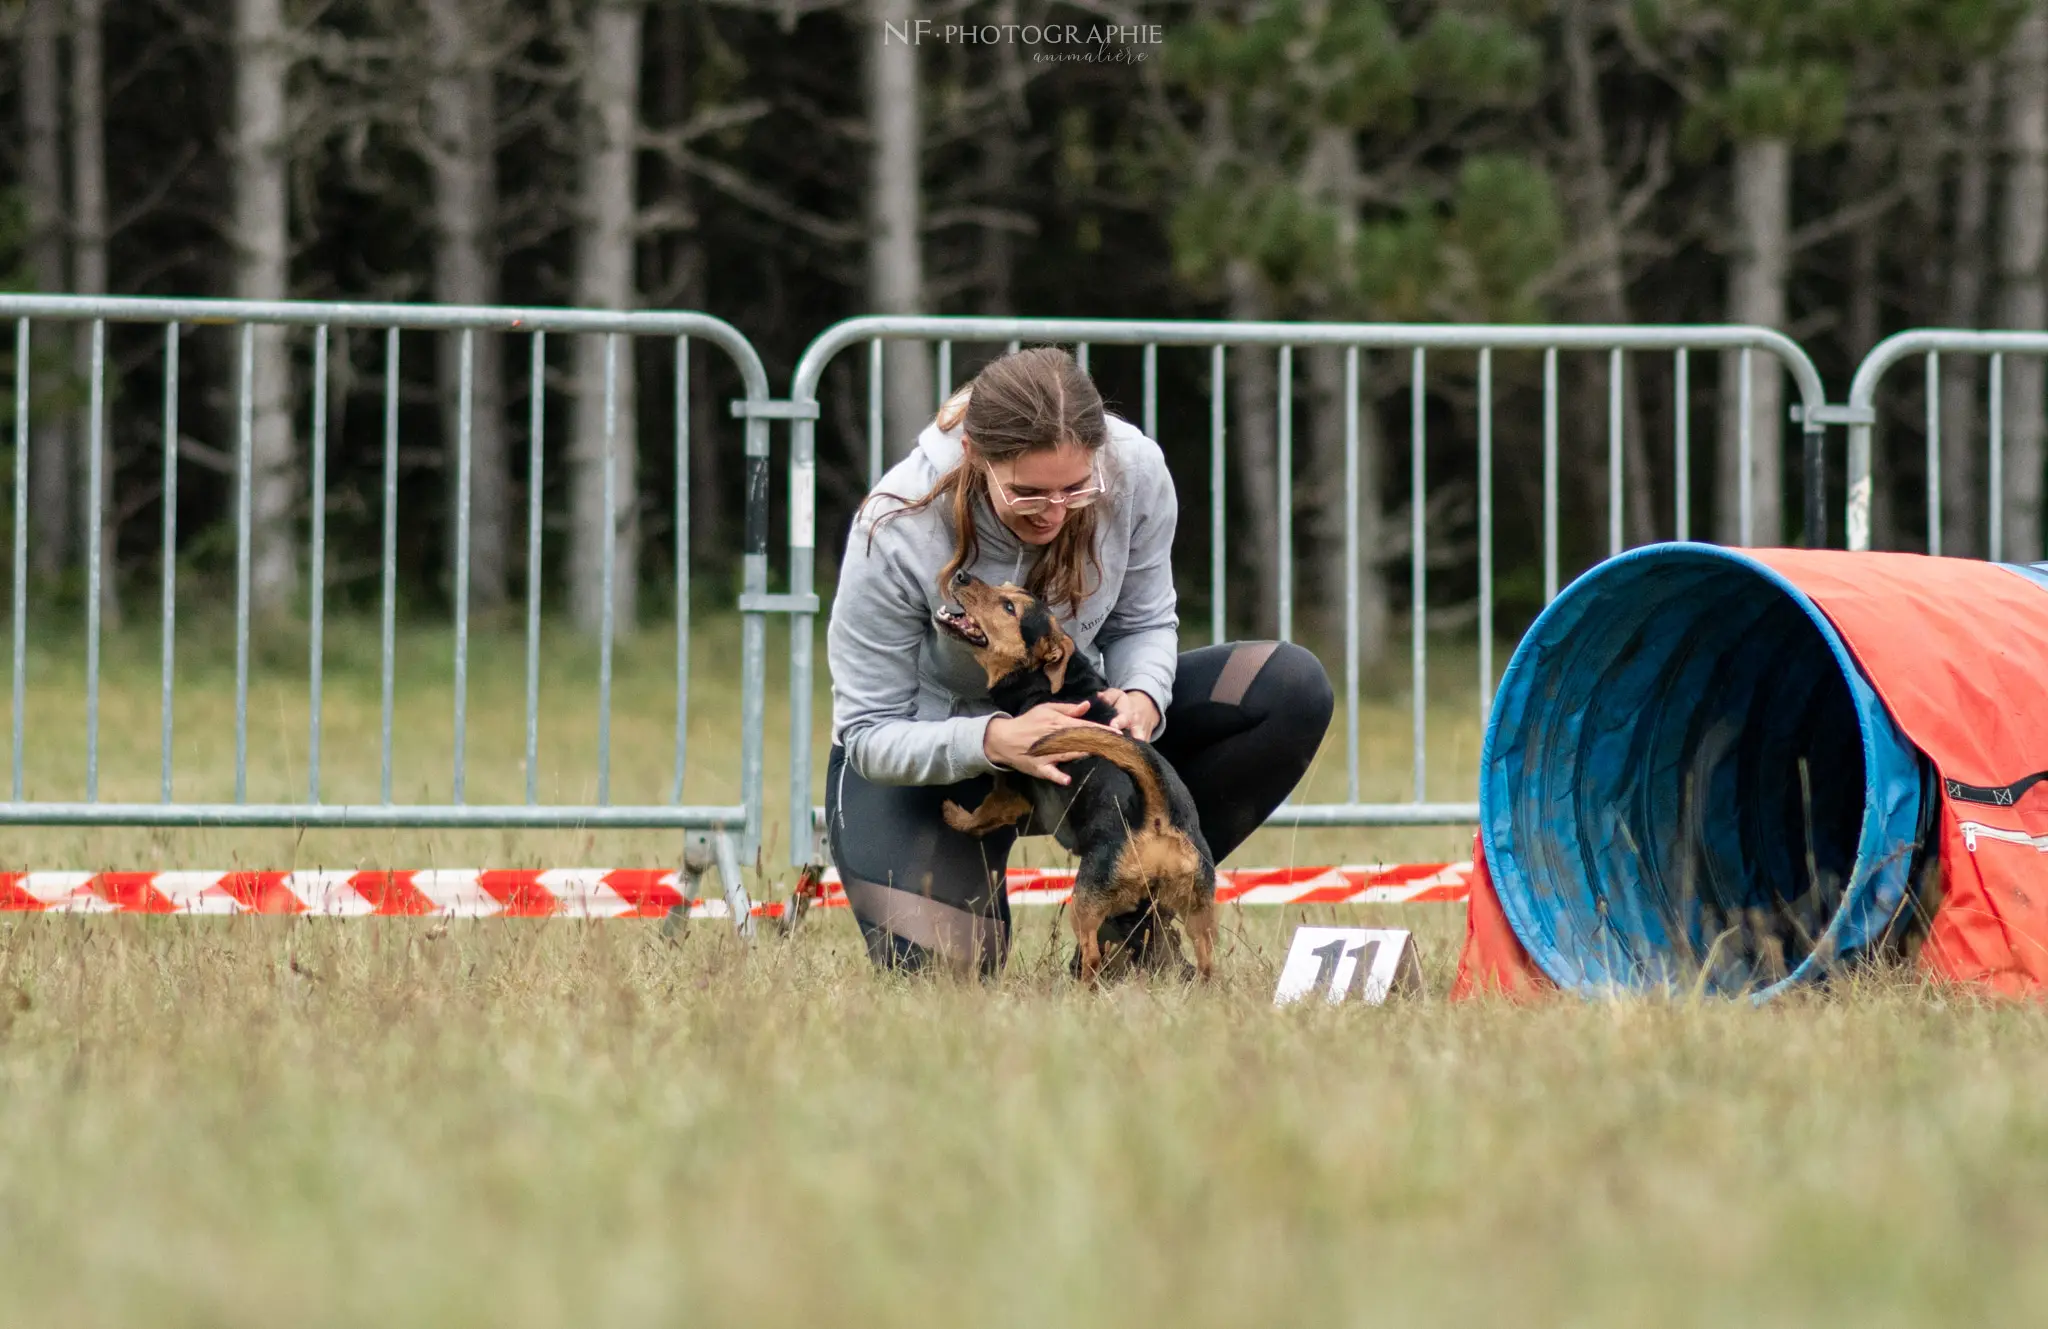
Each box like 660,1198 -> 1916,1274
2,613 -> 2045,1326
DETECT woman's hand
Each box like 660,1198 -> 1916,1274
1097,688 -> 1162,742
984,702 -> 1114,785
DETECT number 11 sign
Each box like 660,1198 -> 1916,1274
1273,926 -> 1423,1006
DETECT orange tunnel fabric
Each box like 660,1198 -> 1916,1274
1455,548 -> 2048,1000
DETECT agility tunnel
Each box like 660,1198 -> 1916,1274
1457,544 -> 2048,1001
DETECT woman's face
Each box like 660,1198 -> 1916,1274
976,440 -> 1099,546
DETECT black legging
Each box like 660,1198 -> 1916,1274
825,641 -> 1335,975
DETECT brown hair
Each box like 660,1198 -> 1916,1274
867,345 -> 1108,616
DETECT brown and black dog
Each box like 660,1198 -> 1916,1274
933,571 -> 1218,982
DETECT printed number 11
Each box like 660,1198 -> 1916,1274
1308,937 -> 1382,998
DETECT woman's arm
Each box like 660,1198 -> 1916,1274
828,512 -> 1001,786
1097,440 -> 1181,735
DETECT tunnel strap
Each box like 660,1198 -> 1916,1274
1946,772 -> 2048,808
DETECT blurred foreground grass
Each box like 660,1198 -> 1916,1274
5,613 -> 2046,1326
2,915 -> 2045,1327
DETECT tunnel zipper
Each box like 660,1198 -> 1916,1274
1959,821 -> 2048,853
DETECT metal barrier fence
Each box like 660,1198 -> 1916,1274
13,295 -> 2039,898
1843,330 -> 2048,559
0,294 -> 793,931
785,316 -> 1831,866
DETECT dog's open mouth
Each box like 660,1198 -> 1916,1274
934,604 -> 988,647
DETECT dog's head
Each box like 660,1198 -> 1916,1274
934,572 -> 1074,693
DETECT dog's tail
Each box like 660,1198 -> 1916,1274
1026,728 -> 1172,831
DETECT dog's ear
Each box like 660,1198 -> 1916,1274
1029,614 -> 1074,693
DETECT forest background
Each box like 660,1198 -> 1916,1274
2,0 -> 2040,655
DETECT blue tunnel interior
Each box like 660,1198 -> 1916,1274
1480,544 -> 1934,1000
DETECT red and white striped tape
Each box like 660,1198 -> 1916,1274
0,862 -> 1473,919
911,862 -> 1475,909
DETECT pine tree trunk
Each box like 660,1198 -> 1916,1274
978,0 -> 1022,317
70,0 -> 120,627
232,0 -> 297,616
1715,137 -> 1790,547
1846,120 -> 1892,550
1941,62 -> 1990,556
1301,126 -> 1386,660
1307,346 -> 1387,664
20,0 -> 71,579
1999,4 -> 2048,564
1941,64 -> 1995,558
570,0 -> 642,636
867,0 -> 932,456
1225,260 -> 1281,638
1560,0 -> 1656,547
426,0 -> 510,612
653,4 -> 720,570
977,118 -> 1018,319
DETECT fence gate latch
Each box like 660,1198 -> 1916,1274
738,593 -> 821,614
729,399 -> 821,420
1789,404 -> 1877,427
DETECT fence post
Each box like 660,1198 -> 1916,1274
1802,417 -> 1827,549
738,404 -> 770,872
789,401 -> 821,870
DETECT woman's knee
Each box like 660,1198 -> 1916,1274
1254,641 -> 1335,742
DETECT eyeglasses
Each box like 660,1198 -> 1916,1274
985,462 -> 1105,516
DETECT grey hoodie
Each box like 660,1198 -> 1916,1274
827,411 -> 1181,786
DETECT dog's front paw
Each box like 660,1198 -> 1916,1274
941,799 -> 977,833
